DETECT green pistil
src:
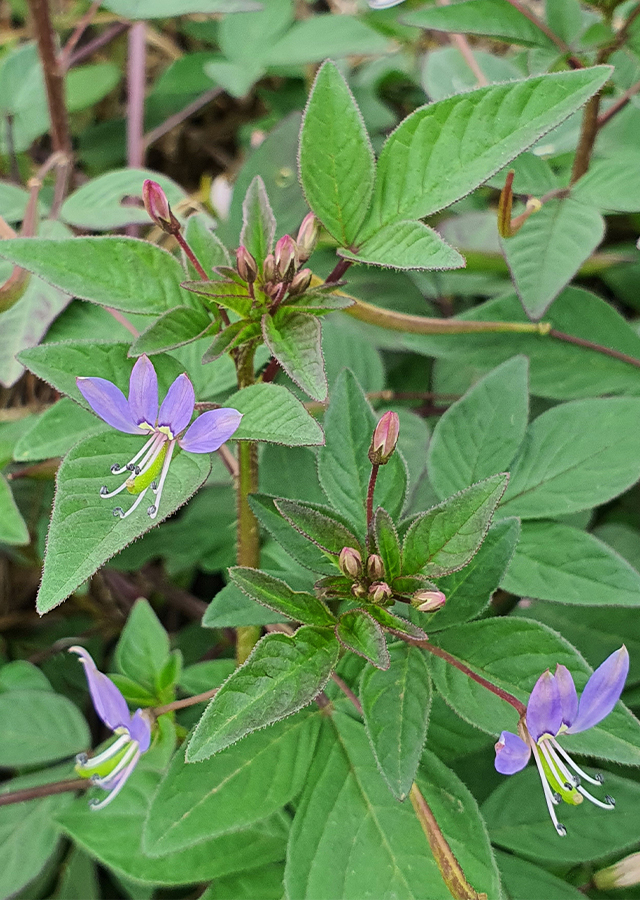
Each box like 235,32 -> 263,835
126,442 -> 168,495
538,743 -> 583,806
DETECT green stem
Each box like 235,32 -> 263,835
235,342 -> 261,664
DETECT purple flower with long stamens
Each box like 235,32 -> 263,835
495,647 -> 629,836
70,646 -> 152,810
76,355 -> 242,520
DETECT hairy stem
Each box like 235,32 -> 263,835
235,343 -> 261,664
126,21 -> 146,169
325,258 -> 352,284
153,688 -> 219,716
27,0 -> 73,158
366,464 -> 379,533
570,92 -> 602,184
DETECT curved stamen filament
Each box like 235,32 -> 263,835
531,742 -> 566,836
539,740 -> 574,791
147,440 -> 175,519
116,489 -> 148,519
550,738 -> 603,786
76,733 -> 130,772
91,741 -> 139,788
89,748 -> 141,811
577,784 -> 615,809
110,434 -> 157,475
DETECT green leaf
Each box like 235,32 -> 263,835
58,719 -> 288,885
60,168 -> 186,231
183,214 -> 231,275
484,768 -> 640,864
114,598 -> 171,692
299,61 -> 375,247
429,517 -> 520,631
201,320 -> 246,363
502,198 -> 605,319
143,712 -> 320,856
227,383 -> 324,446
0,236 -> 197,315
229,567 -> 335,626
264,15 -> 390,66
428,356 -> 529,499
13,398 -> 106,461
428,617 -> 640,766
263,310 -> 327,402
182,280 -> 252,317
0,689 -> 89,766
366,606 -> 428,641
374,508 -> 402,583
403,0 -> 552,46
500,398 -> 640,518
0,660 -> 53,692
402,474 -> 508,577
0,475 -> 29,545
572,151 -> 640,213
339,221 -> 464,271
204,582 -> 291,628
130,307 -> 213,356
187,627 -> 340,760
240,176 -> 276,266
275,497 -> 363,556
502,520 -> 640,607
249,494 -> 335,575
37,431 -> 211,613
200,864 -> 285,900
317,370 -> 407,534
495,850 -> 585,900
336,609 -> 389,669
361,642 -> 431,800
362,67 -> 611,234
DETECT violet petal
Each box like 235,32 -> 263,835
555,664 -> 579,729
179,408 -> 242,453
495,731 -> 531,774
128,709 -> 151,752
566,647 -> 629,734
526,670 -> 563,743
76,377 -> 140,434
157,374 -> 195,437
128,355 -> 158,428
69,646 -> 130,731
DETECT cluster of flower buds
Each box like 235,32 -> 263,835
369,411 -> 400,466
234,212 -> 319,304
338,548 -> 395,607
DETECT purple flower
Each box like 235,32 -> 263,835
70,646 -> 152,810
495,647 -> 629,836
77,355 -> 242,520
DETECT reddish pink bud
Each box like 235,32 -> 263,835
411,589 -> 446,612
274,234 -> 298,280
369,581 -> 393,605
368,411 -> 400,466
288,268 -> 313,296
296,213 -> 319,262
339,547 -> 362,579
236,246 -> 258,283
367,554 -> 384,580
142,180 -> 180,234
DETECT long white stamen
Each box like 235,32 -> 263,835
540,740 -> 576,789
116,489 -> 148,519
550,738 -> 603,786
100,479 -> 130,500
101,435 -> 165,499
577,784 -> 615,809
76,733 -> 130,771
90,741 -> 138,788
110,434 -> 156,475
132,432 -> 166,478
89,749 -> 141,811
147,440 -> 174,519
531,742 -> 567,836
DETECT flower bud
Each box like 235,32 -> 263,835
411,589 -> 446,613
367,554 -> 384,580
339,547 -> 362,579
351,582 -> 368,599
262,254 -> 276,284
288,268 -> 313,296
369,581 -> 392,605
368,411 -> 400,466
142,180 -> 180,234
274,234 -> 298,281
595,852 -> 640,890
296,212 -> 319,262
236,246 -> 258,283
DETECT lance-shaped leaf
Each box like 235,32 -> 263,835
0,236 -> 199,314
262,310 -> 327,402
37,431 -> 212,613
361,66 -> 611,236
229,567 -> 336,626
0,476 -> 29,545
361,642 -> 432,800
402,473 -> 509,577
201,320 -> 247,363
336,609 -> 390,669
299,60 -> 375,247
187,626 -> 340,760
227,384 -> 324,447
374,508 -> 402,583
240,176 -> 276,266
182,280 -> 253,317
339,221 -> 464,271
249,494 -> 335,575
403,0 -> 553,46
275,497 -> 363,555
366,605 -> 428,641
130,307 -> 214,356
